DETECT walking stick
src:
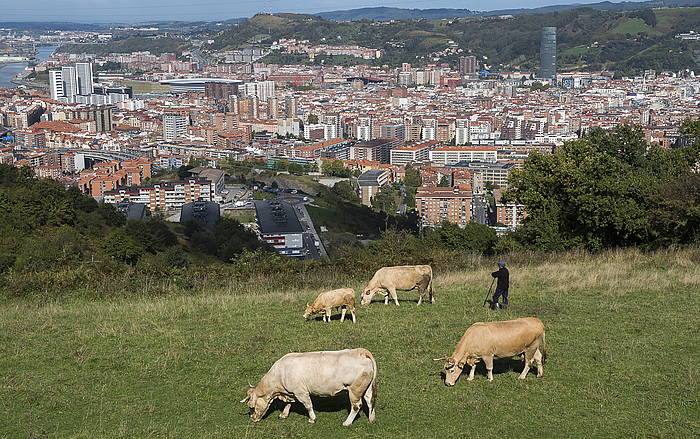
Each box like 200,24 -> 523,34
483,277 -> 496,307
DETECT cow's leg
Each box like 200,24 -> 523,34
519,349 -> 535,379
325,308 -> 331,323
534,348 -> 544,378
388,287 -> 399,306
296,392 -> 317,423
467,364 -> 477,381
351,308 -> 356,323
342,390 -> 363,427
340,307 -> 347,323
383,290 -> 389,305
279,403 -> 292,419
484,356 -> 494,381
362,383 -> 376,423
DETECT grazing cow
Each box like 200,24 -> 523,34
435,317 -> 546,385
303,288 -> 357,323
241,348 -> 377,426
360,265 -> 434,306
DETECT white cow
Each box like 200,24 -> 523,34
242,348 -> 377,426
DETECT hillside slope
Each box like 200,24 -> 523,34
210,7 -> 700,73
1,249 -> 698,437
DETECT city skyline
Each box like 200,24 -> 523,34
1,0 -> 645,23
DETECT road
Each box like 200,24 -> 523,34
280,195 -> 328,261
472,195 -> 489,224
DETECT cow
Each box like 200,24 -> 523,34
241,348 -> 377,426
303,288 -> 357,323
360,265 -> 434,306
434,317 -> 546,385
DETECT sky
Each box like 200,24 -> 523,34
0,0 -> 636,23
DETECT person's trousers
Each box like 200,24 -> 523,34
493,288 -> 508,306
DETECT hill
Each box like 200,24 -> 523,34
1,248 -> 698,437
317,0 -> 700,21
210,7 -> 700,73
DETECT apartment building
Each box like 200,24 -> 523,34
349,138 -> 400,164
494,188 -> 527,229
416,185 -> 473,227
104,178 -> 213,211
390,140 -> 439,166
429,146 -> 498,166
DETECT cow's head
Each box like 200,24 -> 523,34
360,287 -> 376,305
441,356 -> 465,386
240,385 -> 272,422
303,303 -> 316,319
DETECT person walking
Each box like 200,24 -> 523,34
491,261 -> 509,310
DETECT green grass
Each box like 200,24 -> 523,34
560,45 -> 592,56
1,249 -> 699,437
609,18 -> 660,36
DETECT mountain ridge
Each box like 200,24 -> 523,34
316,0 -> 700,21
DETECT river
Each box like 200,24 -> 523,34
0,45 -> 58,88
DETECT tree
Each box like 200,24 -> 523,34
506,124 -> 700,250
287,162 -> 305,175
371,185 -> 401,214
307,113 -> 319,124
404,164 -> 422,187
438,175 -> 451,187
101,229 -> 145,265
125,219 -> 177,254
332,180 -> 359,203
321,160 -> 351,177
177,165 -> 193,179
427,222 -> 497,254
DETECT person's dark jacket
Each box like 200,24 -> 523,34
491,267 -> 509,290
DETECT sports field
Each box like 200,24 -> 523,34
1,249 -> 698,438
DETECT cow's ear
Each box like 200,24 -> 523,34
457,361 -> 465,368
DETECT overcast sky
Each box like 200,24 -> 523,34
0,0 -> 636,23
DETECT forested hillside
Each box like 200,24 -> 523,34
209,7 -> 700,73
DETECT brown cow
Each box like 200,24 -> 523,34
360,265 -> 434,306
303,288 -> 357,323
435,317 -> 546,385
241,348 -> 377,426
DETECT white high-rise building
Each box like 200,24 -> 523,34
49,70 -> 64,100
163,113 -> 189,141
61,66 -> 78,98
455,119 -> 470,145
422,118 -> 437,141
244,81 -> 276,100
75,62 -> 94,95
357,116 -> 373,140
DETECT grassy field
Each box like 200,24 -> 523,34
610,18 -> 660,36
1,249 -> 699,438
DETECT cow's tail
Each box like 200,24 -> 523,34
362,349 -> 378,410
427,266 -> 434,301
540,331 -> 547,363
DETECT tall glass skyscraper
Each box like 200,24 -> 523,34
540,27 -> 557,80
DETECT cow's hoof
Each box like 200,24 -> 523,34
308,418 -> 316,424
517,376 -> 526,380
467,377 -> 474,381
342,422 -> 352,427
279,414 -> 288,419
